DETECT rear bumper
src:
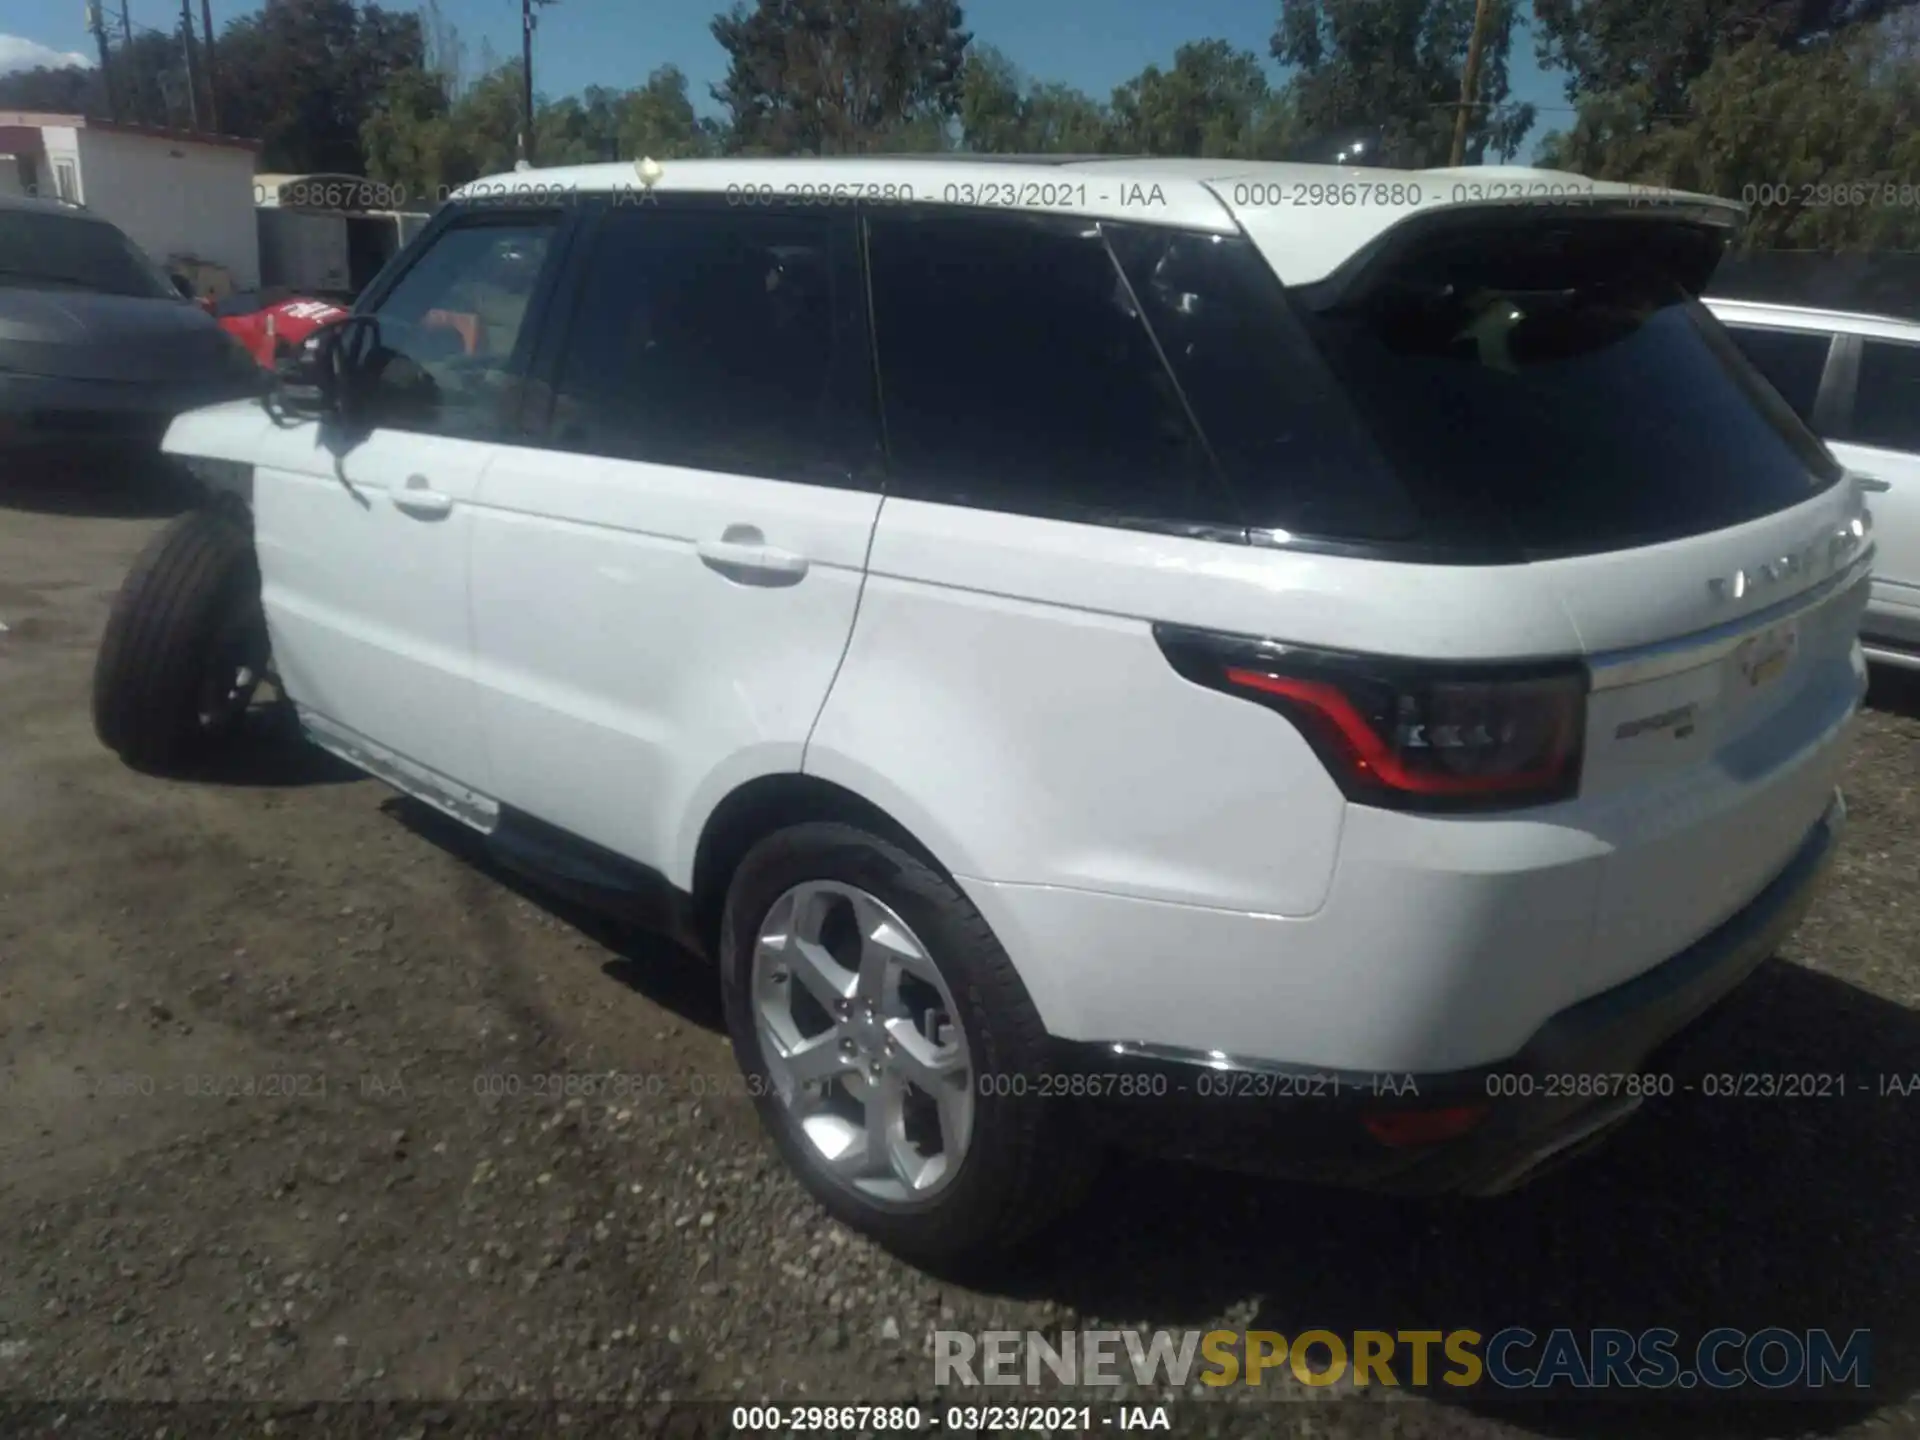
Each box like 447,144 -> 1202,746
1049,790 -> 1844,1195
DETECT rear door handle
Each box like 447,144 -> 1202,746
697,525 -> 810,585
392,474 -> 453,518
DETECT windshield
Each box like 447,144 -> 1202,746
0,208 -> 176,299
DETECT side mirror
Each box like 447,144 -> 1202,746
169,273 -> 195,300
270,315 -> 379,425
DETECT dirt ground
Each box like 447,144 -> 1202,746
2,464 -> 1918,1440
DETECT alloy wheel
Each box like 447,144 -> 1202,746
751,880 -> 974,1205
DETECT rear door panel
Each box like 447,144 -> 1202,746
466,200 -> 882,885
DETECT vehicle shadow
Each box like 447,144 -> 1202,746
0,454 -> 199,519
1865,663 -> 1920,721
174,700 -> 363,788
988,960 -> 1918,1437
380,796 -> 725,1034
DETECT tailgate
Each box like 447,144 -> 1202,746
1571,515 -> 1870,991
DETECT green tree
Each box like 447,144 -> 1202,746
1022,81 -> 1120,153
361,64 -> 471,202
711,0 -> 971,153
1531,0 -> 1914,115
1108,39 -> 1293,157
958,44 -> 1114,152
957,45 -> 1031,150
0,63 -> 95,115
216,0 -> 428,174
0,32 -> 182,128
1538,25 -> 1920,249
449,63 -> 534,177
1273,0 -> 1534,164
617,66 -> 727,159
538,86 -> 628,165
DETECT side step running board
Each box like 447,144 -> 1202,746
486,809 -> 707,956
295,709 -> 705,955
297,708 -> 500,834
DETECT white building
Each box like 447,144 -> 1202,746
0,111 -> 262,293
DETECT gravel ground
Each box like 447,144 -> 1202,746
2,465 -> 1918,1440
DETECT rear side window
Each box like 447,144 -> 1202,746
1720,324 -> 1832,424
545,206 -> 872,480
1103,225 -> 1418,541
1844,339 -> 1920,452
1295,224 -> 1844,557
864,210 -> 1231,530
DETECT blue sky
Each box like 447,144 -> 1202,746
3,0 -> 1575,150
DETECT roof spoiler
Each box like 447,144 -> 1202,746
1293,194 -> 1746,313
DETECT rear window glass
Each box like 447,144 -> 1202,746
1294,226 -> 1844,557
0,208 -> 173,299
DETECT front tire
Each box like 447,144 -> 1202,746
93,508 -> 268,773
720,821 -> 1092,1268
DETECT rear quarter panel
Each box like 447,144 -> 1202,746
803,499 -> 1587,914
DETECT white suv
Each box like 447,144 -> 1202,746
1706,296 -> 1920,669
92,157 -> 1869,1266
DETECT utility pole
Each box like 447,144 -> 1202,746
519,0 -> 558,167
200,0 -> 220,132
1449,0 -> 1495,167
86,3 -> 121,121
116,0 -> 137,124
178,0 -> 202,131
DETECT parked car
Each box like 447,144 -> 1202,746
1706,296 -> 1920,670
90,158 -> 1869,1266
0,193 -> 263,459
210,290 -> 353,367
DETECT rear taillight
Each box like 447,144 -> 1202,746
1155,624 -> 1587,812
1361,1105 -> 1488,1147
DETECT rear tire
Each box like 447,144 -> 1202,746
720,821 -> 1093,1270
93,508 -> 268,773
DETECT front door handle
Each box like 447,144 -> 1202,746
697,525 -> 810,585
392,474 -> 453,518
1855,474 -> 1893,494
